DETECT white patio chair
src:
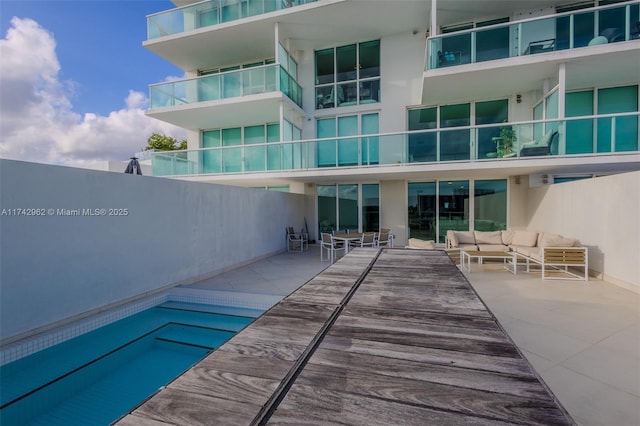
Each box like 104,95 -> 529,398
377,231 -> 391,248
359,232 -> 377,248
320,232 -> 346,263
286,226 -> 305,252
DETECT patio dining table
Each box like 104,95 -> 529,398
332,233 -> 363,254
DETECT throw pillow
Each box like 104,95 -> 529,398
474,231 -> 503,245
541,235 -> 577,247
456,231 -> 476,244
511,230 -> 538,247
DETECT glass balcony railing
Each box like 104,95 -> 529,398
148,64 -> 302,109
147,0 -> 318,39
428,1 -> 640,69
151,112 -> 639,176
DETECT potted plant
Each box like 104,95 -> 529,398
499,125 -> 517,156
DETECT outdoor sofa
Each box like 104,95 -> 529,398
446,229 -> 588,280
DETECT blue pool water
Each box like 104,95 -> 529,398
0,301 -> 263,425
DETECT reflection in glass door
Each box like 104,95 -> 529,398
439,180 -> 470,243
318,185 -> 337,235
338,184 -> 358,232
317,184 -> 380,235
408,182 -> 436,241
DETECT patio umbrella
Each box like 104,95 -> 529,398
124,157 -> 142,175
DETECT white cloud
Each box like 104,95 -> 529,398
0,17 -> 186,167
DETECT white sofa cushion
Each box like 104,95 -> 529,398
474,231 -> 503,245
459,244 -> 479,252
501,230 -> 515,245
455,231 -> 476,244
406,238 -> 436,249
446,230 -> 459,247
511,230 -> 538,247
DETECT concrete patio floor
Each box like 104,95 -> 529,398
183,245 -> 640,426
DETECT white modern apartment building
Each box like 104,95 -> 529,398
144,0 -> 640,247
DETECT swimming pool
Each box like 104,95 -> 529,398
0,301 -> 263,425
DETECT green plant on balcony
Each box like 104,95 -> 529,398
498,125 -> 517,156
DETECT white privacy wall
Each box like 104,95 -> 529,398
0,159 -> 305,340
526,171 -> 640,290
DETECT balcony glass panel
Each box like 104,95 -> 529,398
361,113 -> 379,165
338,116 -> 358,166
149,64 -> 301,109
151,113 -> 639,177
147,0 -> 318,39
566,91 -> 594,154
597,86 -> 639,152
427,1 -> 639,69
408,107 -> 437,163
476,26 -> 509,62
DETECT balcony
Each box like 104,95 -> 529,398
147,0 -> 318,40
427,1 -> 640,70
151,113 -> 639,177
149,64 -> 301,111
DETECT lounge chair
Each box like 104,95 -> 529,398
519,130 -> 558,157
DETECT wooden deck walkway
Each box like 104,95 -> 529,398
116,249 -> 575,425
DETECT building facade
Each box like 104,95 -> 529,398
144,0 -> 640,246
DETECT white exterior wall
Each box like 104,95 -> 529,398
526,171 -> 640,290
379,32 -> 427,132
0,159 -> 305,341
380,180 -> 408,246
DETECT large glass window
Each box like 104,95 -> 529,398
338,184 -> 359,232
408,182 -> 436,241
597,85 -> 639,152
566,90 -> 594,154
361,184 -> 379,232
474,180 -> 507,231
318,185 -> 337,234
409,179 -> 507,244
318,184 -> 379,235
315,40 -> 380,109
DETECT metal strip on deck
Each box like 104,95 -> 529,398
116,249 -> 575,426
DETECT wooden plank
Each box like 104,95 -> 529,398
307,348 -> 554,400
287,363 -> 572,425
318,335 -> 537,378
325,320 -> 521,358
269,384 -> 516,426
167,367 -> 280,405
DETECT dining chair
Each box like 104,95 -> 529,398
357,232 -> 376,248
377,231 -> 391,248
321,233 -> 346,263
286,226 -> 305,252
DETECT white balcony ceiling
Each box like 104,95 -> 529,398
178,153 -> 640,187
422,43 -> 640,105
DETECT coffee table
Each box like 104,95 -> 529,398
460,250 -> 517,274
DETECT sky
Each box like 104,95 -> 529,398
0,0 -> 188,167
